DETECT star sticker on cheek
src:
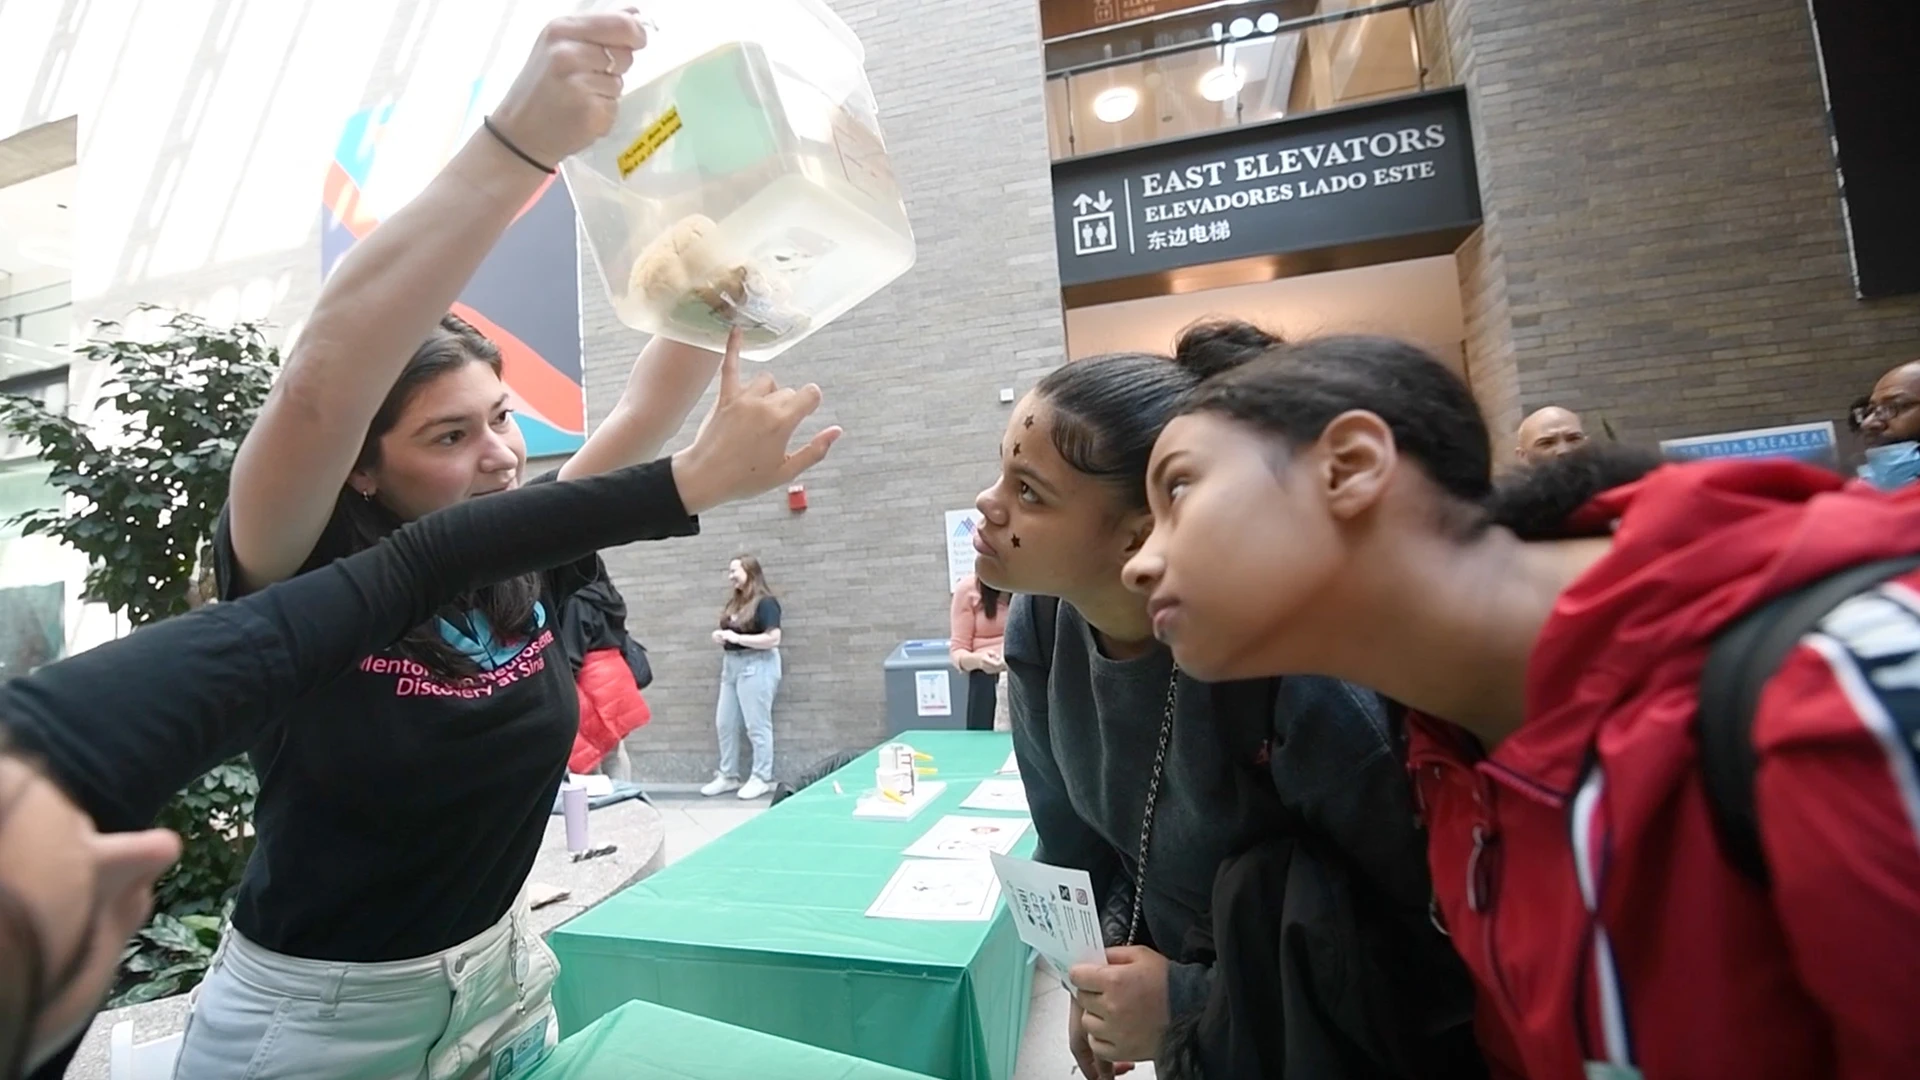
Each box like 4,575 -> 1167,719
1012,442 -> 1021,456
1011,535 -> 1022,548
1023,415 -> 1035,429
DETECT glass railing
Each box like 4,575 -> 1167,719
1044,0 -> 1449,161
0,334 -> 70,382
0,281 -> 72,349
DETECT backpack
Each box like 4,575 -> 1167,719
1696,554 -> 1920,886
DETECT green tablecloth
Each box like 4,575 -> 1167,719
550,731 -> 1034,1080
524,999 -> 941,1079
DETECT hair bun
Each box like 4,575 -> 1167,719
1483,444 -> 1665,540
1173,319 -> 1283,380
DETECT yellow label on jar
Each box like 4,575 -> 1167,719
617,106 -> 682,178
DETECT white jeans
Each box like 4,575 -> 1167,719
172,901 -> 558,1080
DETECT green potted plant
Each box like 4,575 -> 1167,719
0,307 -> 278,1004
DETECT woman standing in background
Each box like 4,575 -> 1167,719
702,556 -> 784,800
949,573 -> 1009,731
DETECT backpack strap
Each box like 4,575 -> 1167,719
1697,554 -> 1920,886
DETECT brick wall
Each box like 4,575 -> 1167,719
1456,226 -> 1520,444
585,0 -> 1067,780
1441,0 -> 1519,453
1446,0 -> 1920,448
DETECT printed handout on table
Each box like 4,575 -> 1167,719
989,852 -> 1106,985
866,858 -> 1003,922
853,780 -> 946,821
903,815 -> 1032,861
997,751 -> 1019,776
960,778 -> 1030,814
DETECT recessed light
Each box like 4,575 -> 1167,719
1257,13 -> 1281,33
1093,87 -> 1139,124
1199,66 -> 1245,102
1229,17 -> 1254,38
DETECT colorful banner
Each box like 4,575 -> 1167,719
321,91 -> 587,457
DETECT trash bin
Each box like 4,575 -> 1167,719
882,639 -> 969,735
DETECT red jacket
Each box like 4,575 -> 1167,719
1409,460 -> 1920,1080
569,647 -> 651,773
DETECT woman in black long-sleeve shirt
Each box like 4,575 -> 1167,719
0,344 -> 836,1079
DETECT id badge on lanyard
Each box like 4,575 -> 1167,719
489,1010 -> 554,1080
490,923 -> 556,1080
1585,1064 -> 1643,1080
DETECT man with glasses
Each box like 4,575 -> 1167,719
1851,360 -> 1920,489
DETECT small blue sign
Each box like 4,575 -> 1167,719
1659,421 -> 1837,468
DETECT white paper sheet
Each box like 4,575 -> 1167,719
903,815 -> 1032,861
865,859 -> 1003,921
945,509 -> 984,593
989,852 -> 1107,984
959,778 -> 1030,814
852,780 -> 947,821
915,669 -> 952,716
997,751 -> 1019,776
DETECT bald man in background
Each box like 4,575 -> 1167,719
1515,406 -> 1588,465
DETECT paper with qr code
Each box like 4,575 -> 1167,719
989,852 -> 1106,986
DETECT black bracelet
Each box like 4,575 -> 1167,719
482,115 -> 556,175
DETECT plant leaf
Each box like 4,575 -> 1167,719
108,975 -> 184,1008
139,913 -> 203,955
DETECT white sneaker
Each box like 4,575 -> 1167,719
737,776 -> 772,800
700,774 -> 741,797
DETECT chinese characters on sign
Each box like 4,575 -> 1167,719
1146,220 -> 1232,250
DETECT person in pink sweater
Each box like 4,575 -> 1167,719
949,573 -> 1010,731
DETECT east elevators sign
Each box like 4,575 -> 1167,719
1052,89 -> 1482,289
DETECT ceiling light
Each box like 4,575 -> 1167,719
1257,13 -> 1281,33
1229,17 -> 1255,38
1092,87 -> 1139,123
1198,66 -> 1245,102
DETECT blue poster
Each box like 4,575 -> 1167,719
1659,421 -> 1838,468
